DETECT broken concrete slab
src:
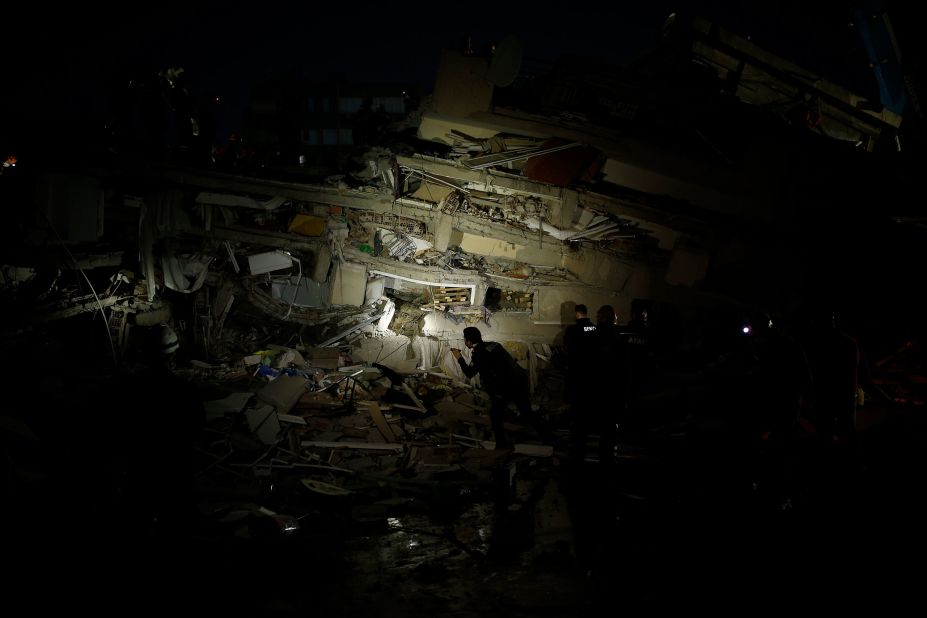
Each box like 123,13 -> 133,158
329,261 -> 367,306
411,181 -> 455,204
204,391 -> 255,420
246,404 -> 281,445
312,244 -> 332,283
433,214 -> 454,252
257,374 -> 310,415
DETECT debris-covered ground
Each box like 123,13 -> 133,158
4,320 -> 927,616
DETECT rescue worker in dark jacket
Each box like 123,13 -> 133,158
592,305 -> 629,471
563,304 -> 597,400
452,326 -> 548,449
563,304 -> 599,467
564,304 -> 597,365
564,305 -> 627,574
621,305 -> 654,413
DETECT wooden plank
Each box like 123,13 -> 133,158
368,403 -> 397,442
301,441 -> 403,451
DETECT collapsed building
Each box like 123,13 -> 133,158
3,13 -> 927,612
6,17 -> 915,382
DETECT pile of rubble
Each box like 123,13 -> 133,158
191,340 -> 562,540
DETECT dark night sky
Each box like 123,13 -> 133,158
2,0 -> 913,149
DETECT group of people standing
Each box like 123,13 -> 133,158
563,303 -> 654,471
564,304 -> 626,472
559,302 -> 653,574
451,299 -> 861,471
449,298 -> 864,576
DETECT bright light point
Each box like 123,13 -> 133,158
742,326 -> 751,334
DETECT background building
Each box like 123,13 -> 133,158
245,75 -> 417,175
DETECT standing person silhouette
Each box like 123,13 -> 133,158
593,305 -> 629,472
452,327 -> 549,449
622,303 -> 654,415
564,304 -> 598,468
565,305 -> 627,577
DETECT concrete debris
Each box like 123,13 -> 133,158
204,392 -> 255,420
257,374 -> 311,415
5,16 -> 927,614
245,404 -> 281,445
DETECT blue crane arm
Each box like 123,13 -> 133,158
851,0 -> 907,115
